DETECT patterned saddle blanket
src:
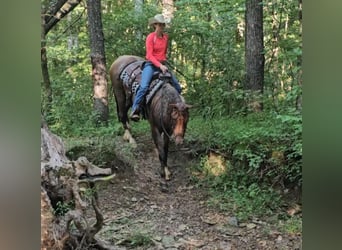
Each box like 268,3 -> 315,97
119,60 -> 172,104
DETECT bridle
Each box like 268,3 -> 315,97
160,78 -> 173,140
159,79 -> 185,141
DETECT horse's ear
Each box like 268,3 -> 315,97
169,103 -> 193,109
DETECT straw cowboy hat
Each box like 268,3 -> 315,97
148,14 -> 169,26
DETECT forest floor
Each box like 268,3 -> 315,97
83,134 -> 301,250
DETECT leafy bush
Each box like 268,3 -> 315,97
188,110 -> 301,220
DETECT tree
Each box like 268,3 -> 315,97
135,0 -> 144,40
86,0 -> 109,124
162,0 -> 175,22
41,0 -> 109,124
245,0 -> 264,112
41,0 -> 82,114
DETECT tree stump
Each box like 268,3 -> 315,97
41,119 -> 115,250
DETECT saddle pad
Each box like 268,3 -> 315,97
145,79 -> 165,104
119,60 -> 144,94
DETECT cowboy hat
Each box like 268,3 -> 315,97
148,14 -> 169,25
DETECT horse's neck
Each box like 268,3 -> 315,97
164,85 -> 183,104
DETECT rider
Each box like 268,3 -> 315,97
130,14 -> 182,121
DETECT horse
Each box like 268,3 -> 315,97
109,55 -> 191,180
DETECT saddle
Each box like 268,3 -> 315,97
119,60 -> 172,105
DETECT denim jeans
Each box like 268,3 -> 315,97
131,62 -> 182,112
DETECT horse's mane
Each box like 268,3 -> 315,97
162,83 -> 182,102
148,83 -> 184,129
152,83 -> 182,109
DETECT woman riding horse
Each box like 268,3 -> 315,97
130,14 -> 182,121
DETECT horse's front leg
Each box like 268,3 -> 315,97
152,127 -> 171,180
123,123 -> 137,147
162,133 -> 171,180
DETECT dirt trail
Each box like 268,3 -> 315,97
94,135 -> 301,250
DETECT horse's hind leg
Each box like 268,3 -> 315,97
122,111 -> 137,147
113,82 -> 136,147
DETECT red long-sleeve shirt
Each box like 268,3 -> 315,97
145,32 -> 168,68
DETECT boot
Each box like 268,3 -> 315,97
130,108 -> 140,122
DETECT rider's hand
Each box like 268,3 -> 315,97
160,64 -> 168,74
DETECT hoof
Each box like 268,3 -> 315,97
129,139 -> 137,148
159,181 -> 169,193
164,167 -> 171,181
160,167 -> 172,181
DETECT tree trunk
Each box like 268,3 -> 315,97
296,0 -> 303,112
41,5 -> 52,115
87,0 -> 109,125
245,0 -> 264,112
41,0 -> 83,117
135,0 -> 144,40
43,0 -> 82,36
162,0 -> 174,22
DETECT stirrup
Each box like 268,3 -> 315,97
130,110 -> 140,122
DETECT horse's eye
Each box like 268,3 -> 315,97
171,109 -> 178,119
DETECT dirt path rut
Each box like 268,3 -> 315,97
94,135 -> 301,250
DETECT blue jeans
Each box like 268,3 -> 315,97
131,62 -> 182,112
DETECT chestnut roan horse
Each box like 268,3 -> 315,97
109,55 -> 191,180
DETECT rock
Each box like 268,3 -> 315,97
178,224 -> 188,231
153,236 -> 162,242
219,241 -> 232,250
162,235 -> 176,248
227,216 -> 239,227
276,235 -> 283,243
246,223 -> 257,229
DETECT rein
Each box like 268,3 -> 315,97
160,79 -> 173,140
165,60 -> 192,81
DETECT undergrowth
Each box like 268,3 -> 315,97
50,105 -> 301,228
187,110 -> 302,222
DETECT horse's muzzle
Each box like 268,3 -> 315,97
174,135 -> 184,145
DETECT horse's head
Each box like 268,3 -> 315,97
169,102 -> 192,145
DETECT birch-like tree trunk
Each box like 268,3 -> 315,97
162,0 -> 174,22
135,0 -> 144,40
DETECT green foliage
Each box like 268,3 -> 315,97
82,186 -> 98,199
65,131 -> 126,166
124,232 -> 154,248
54,200 -> 74,216
278,215 -> 302,234
171,0 -> 246,116
188,110 -> 301,220
43,0 -> 301,133
104,3 -> 163,62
